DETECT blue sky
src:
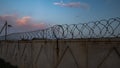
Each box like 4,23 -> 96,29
0,0 -> 120,32
0,0 -> 120,24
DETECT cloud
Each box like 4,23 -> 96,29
16,16 -> 31,26
53,2 -> 89,9
0,14 -> 48,33
0,14 -> 17,25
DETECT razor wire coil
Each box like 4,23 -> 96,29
0,17 -> 120,40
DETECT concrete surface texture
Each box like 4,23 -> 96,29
0,38 -> 120,68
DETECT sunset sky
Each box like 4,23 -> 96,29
0,0 -> 120,33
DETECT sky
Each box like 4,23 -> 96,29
0,0 -> 120,33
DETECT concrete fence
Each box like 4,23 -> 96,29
0,38 -> 120,68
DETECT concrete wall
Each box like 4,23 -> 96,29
0,38 -> 120,68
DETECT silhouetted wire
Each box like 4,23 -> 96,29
0,17 -> 120,40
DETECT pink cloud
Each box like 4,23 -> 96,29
0,14 -> 18,25
16,16 -> 31,26
32,23 -> 47,29
0,14 -> 48,33
53,2 -> 89,9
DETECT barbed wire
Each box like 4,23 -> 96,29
0,17 -> 120,40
